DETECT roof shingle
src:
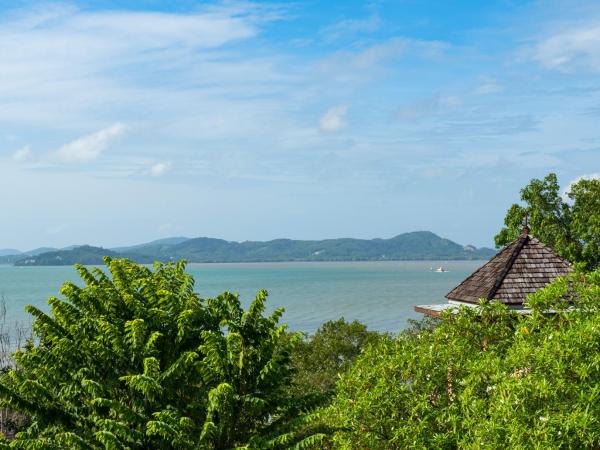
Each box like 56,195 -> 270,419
445,233 -> 572,305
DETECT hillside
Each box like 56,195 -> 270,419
11,232 -> 496,265
111,237 -> 190,254
14,246 -> 123,266
0,247 -> 60,264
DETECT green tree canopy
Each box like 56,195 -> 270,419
0,258 -> 325,449
495,173 -> 600,270
569,177 -> 600,271
289,318 -> 381,397
324,269 -> 600,449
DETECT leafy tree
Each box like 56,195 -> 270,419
0,258 -> 326,449
324,269 -> 600,449
289,319 -> 381,397
569,177 -> 600,270
495,173 -> 600,270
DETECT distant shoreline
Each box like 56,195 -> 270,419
5,231 -> 497,267
1,259 -> 491,268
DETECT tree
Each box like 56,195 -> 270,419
0,258 -> 326,449
323,269 -> 600,449
289,319 -> 381,397
569,177 -> 600,270
495,173 -> 600,270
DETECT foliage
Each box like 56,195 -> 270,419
289,319 -> 382,397
495,173 -> 600,270
569,177 -> 600,271
0,296 -> 32,439
324,269 -> 600,449
0,258 -> 325,449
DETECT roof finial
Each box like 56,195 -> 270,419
522,213 -> 530,235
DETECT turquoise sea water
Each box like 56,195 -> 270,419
0,261 -> 484,333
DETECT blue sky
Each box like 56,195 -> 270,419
0,0 -> 599,250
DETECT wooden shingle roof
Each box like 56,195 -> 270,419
446,232 -> 572,305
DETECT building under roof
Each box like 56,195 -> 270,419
415,227 -> 572,317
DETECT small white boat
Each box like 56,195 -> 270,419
434,266 -> 448,272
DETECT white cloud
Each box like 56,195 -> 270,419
319,105 -> 348,132
317,37 -> 447,76
354,39 -> 408,68
396,95 -> 461,120
533,25 -> 600,72
71,10 -> 256,49
56,123 -> 126,163
13,145 -> 31,162
150,161 -> 172,177
320,15 -> 380,41
0,3 -> 283,129
0,3 -> 452,186
474,79 -> 502,95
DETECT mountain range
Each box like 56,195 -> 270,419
2,232 -> 496,266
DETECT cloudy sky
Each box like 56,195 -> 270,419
0,0 -> 599,250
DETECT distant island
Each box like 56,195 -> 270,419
1,232 -> 496,266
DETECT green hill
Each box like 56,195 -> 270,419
14,246 -> 123,266
12,232 -> 495,265
111,237 -> 190,254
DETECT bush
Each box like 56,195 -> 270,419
325,270 -> 600,449
289,318 -> 382,397
0,258 -> 325,449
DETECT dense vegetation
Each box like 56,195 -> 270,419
7,260 -> 599,448
495,173 -> 600,270
10,231 -> 495,266
289,319 -> 382,398
323,269 -> 600,448
0,259 -> 326,448
1,172 -> 598,447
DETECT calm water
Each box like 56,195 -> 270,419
0,261 -> 484,333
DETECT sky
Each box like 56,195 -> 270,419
0,0 -> 599,250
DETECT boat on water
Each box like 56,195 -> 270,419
434,266 -> 448,272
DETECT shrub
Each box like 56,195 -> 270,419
290,318 -> 382,397
325,270 -> 600,449
0,258 -> 325,449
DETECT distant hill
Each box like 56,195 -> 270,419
0,246 -> 60,264
0,249 -> 21,257
14,246 -> 122,266
12,232 -> 496,266
111,237 -> 190,254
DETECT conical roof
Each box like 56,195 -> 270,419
446,233 -> 572,305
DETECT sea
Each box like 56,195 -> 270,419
0,261 -> 485,334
